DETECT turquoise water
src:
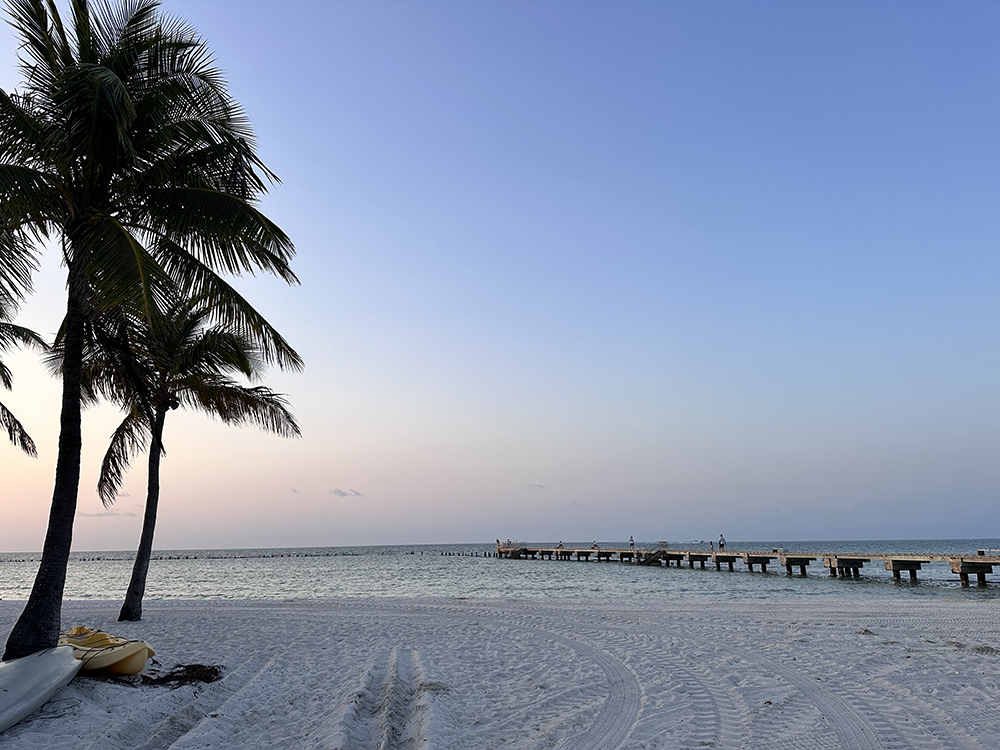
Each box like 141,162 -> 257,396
1,539 -> 999,602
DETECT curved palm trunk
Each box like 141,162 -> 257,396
3,286 -> 87,659
119,408 -> 166,622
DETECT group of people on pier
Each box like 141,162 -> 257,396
500,534 -> 728,552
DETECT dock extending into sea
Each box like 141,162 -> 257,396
496,544 -> 1000,586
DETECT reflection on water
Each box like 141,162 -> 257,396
1,539 -> 999,602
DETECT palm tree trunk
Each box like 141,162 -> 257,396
3,285 -> 87,660
119,407 -> 166,622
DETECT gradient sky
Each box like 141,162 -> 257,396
1,1 -> 997,551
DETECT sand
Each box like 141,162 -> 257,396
1,597 -> 998,749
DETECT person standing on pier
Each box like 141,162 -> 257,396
629,536 -> 635,550
719,534 -> 726,551
710,541 -> 714,552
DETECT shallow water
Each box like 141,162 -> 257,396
1,539 -> 999,603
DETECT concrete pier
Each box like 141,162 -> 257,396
496,544 -> 999,588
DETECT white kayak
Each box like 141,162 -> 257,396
0,645 -> 81,733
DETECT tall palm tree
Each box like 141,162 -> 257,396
0,296 -> 46,455
0,0 -> 301,659
77,295 -> 300,621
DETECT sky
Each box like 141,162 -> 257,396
0,0 -> 998,551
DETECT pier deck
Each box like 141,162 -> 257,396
496,545 -> 1000,586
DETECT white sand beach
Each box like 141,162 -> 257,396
1,597 -> 999,749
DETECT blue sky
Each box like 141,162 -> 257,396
1,1 -> 997,551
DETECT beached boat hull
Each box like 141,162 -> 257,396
59,626 -> 154,675
0,646 -> 81,733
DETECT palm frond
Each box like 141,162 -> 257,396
0,303 -> 47,390
68,0 -> 95,64
98,408 -> 149,506
78,211 -> 172,319
0,396 -> 37,456
47,299 -> 160,414
0,90 -> 51,165
0,320 -> 47,351
0,234 -> 38,305
59,62 -> 138,160
179,380 -> 300,439
137,187 -> 296,282
0,162 -> 59,221
178,327 -> 258,379
154,243 -> 302,371
6,0 -> 68,86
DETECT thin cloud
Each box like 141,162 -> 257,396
79,510 -> 137,517
527,483 -> 545,489
330,488 -> 365,497
290,488 -> 300,493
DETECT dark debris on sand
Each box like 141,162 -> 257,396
141,664 -> 224,687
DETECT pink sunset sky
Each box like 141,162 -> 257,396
1,0 -> 997,552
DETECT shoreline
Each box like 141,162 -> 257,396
2,596 -> 999,748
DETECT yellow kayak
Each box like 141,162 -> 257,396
58,626 -> 154,675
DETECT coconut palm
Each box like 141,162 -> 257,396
0,296 -> 46,455
75,295 -> 300,621
0,0 -> 301,658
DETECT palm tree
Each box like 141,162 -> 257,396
0,0 -> 301,659
76,295 -> 300,621
0,296 -> 46,455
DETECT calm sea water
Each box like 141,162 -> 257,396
2,539 -> 1000,603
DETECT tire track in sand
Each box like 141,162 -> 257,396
561,610 -> 878,750
464,610 -> 642,750
334,647 -> 428,750
551,620 -> 750,749
727,647 -> 882,750
82,653 -> 276,750
335,600 -> 645,750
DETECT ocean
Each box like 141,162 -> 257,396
2,539 -> 999,603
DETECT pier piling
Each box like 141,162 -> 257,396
950,559 -> 994,587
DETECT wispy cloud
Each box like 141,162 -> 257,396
290,488 -> 300,493
330,488 -> 365,497
527,483 -> 545,489
79,510 -> 137,517
571,500 -> 581,507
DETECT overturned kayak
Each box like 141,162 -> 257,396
59,626 -> 154,675
0,645 -> 81,733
